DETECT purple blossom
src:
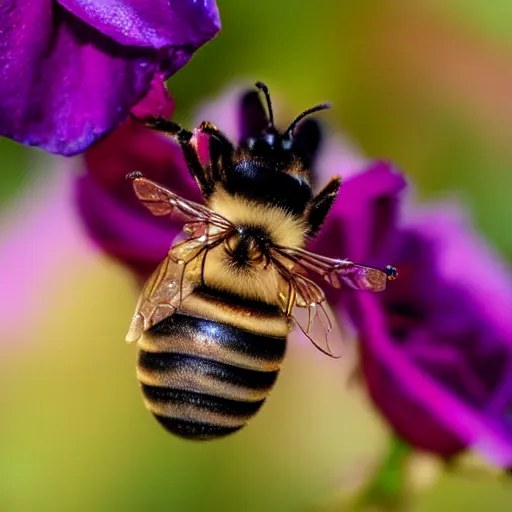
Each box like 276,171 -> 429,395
302,115 -> 512,465
318,171 -> 512,464
352,207 -> 512,465
0,0 -> 220,155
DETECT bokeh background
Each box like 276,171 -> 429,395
1,2 -> 512,510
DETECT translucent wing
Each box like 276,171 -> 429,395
127,172 -> 233,230
125,174 -> 235,342
271,246 -> 397,357
126,252 -> 189,343
125,226 -> 232,343
274,259 -> 345,358
274,246 -> 397,292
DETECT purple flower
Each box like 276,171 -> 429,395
367,210 -> 512,465
327,189 -> 512,464
304,117 -> 512,466
0,0 -> 220,155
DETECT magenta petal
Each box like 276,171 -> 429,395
59,0 -> 220,49
237,89 -> 269,141
131,73 -> 175,121
0,1 -> 219,155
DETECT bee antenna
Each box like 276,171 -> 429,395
255,81 -> 275,129
285,103 -> 332,137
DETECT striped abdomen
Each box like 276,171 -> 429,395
136,286 -> 289,440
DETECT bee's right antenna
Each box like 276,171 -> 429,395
284,103 -> 332,138
255,81 -> 275,130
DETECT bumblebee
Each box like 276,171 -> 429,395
126,83 -> 397,440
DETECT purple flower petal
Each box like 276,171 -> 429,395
356,205 -> 512,465
75,173 -> 179,280
309,160 -> 407,263
193,85 -> 244,140
0,1 -> 220,155
60,0 -> 220,49
359,293 -> 512,466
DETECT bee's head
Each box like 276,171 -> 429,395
222,83 -> 331,215
237,82 -> 330,172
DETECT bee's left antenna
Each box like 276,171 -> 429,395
255,81 -> 275,129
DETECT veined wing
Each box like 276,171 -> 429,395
270,245 -> 397,357
127,172 -> 233,230
125,174 -> 235,343
273,246 -> 397,292
273,258 -> 345,358
125,226 -> 232,343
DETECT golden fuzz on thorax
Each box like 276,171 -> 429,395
208,187 -> 307,248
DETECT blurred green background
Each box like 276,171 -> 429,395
1,1 -> 512,511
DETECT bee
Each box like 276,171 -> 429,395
126,82 -> 397,440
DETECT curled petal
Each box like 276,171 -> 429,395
238,89 -> 269,141
0,1 -> 220,155
59,0 -> 220,49
131,73 -> 175,121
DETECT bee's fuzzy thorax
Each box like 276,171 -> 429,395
208,187 -> 307,249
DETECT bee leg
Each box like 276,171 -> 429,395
197,122 -> 234,184
305,176 -> 342,238
143,117 -> 215,197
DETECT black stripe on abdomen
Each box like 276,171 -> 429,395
139,352 -> 279,393
141,385 -> 265,440
138,312 -> 287,440
141,313 -> 287,371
